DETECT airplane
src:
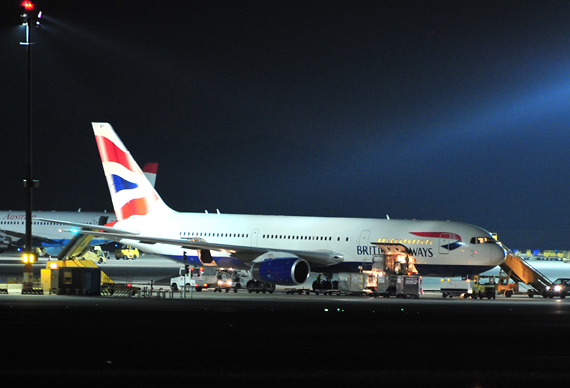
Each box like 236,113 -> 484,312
0,163 -> 157,257
47,122 -> 506,288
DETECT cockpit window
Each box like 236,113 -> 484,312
470,237 -> 496,244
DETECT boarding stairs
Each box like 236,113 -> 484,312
499,247 -> 552,295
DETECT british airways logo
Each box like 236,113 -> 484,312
356,245 -> 434,257
411,232 -> 462,251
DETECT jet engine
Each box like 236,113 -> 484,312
251,257 -> 310,286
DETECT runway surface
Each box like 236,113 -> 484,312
2,289 -> 570,386
2,254 -> 570,386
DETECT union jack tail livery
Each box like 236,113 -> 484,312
93,123 -> 173,220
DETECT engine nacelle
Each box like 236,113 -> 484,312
251,257 -> 310,286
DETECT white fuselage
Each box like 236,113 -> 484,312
114,211 -> 505,277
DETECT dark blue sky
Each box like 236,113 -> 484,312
2,1 -> 570,250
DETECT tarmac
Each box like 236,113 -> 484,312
1,290 -> 570,386
2,255 -> 570,386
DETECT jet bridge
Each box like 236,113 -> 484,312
499,246 -> 552,296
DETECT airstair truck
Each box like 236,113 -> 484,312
499,246 -> 552,297
472,275 -> 496,299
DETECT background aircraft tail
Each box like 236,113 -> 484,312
142,163 -> 158,187
92,122 -> 174,220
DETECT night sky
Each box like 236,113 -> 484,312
2,1 -> 570,250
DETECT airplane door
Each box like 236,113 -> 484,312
439,233 -> 451,254
251,229 -> 259,247
359,230 -> 370,246
359,230 -> 371,270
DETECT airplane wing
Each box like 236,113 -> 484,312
35,218 -> 140,235
78,230 -> 344,267
0,228 -> 63,244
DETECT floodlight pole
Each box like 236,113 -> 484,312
20,2 -> 40,290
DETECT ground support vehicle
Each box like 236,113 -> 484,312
78,246 -> 108,264
498,244 -> 552,297
170,267 -> 217,291
246,279 -> 276,294
308,271 -> 381,296
440,279 -> 473,298
471,275 -> 496,299
495,270 -> 540,297
311,273 -> 338,294
395,274 -> 421,299
336,272 -> 375,296
115,246 -> 139,260
169,272 -> 196,292
214,269 -> 250,293
543,278 -> 570,299
306,245 -> 421,298
284,287 -> 313,295
375,273 -> 398,297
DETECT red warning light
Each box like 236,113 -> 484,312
21,1 -> 34,10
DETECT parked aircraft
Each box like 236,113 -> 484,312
0,163 -> 157,256
46,122 -> 506,286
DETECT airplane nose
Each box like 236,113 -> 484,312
490,244 -> 506,265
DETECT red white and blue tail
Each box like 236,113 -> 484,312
92,122 -> 174,220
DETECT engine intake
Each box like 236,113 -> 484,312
251,257 -> 310,286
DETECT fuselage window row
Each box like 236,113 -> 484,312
179,232 -> 248,238
377,238 -> 433,245
176,231 -> 352,242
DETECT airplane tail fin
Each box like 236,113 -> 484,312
142,163 -> 158,188
92,123 -> 174,220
